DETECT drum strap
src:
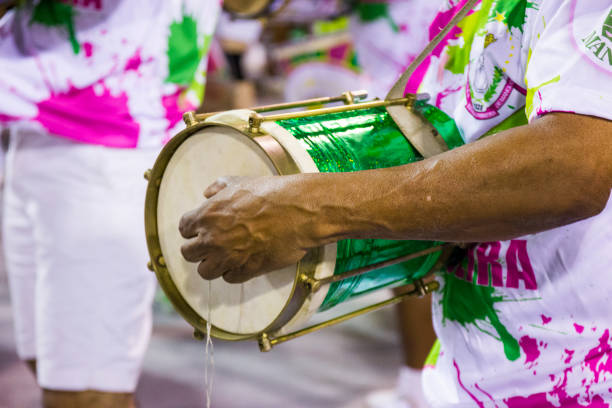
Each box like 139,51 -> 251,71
386,0 -> 480,158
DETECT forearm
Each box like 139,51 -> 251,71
307,113 -> 612,243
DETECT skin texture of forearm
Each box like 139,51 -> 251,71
312,112 -> 612,243
180,112 -> 612,282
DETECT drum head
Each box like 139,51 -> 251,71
156,125 -> 297,336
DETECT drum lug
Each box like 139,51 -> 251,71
248,113 -> 264,134
183,111 -> 198,127
144,169 -> 152,181
413,279 -> 440,297
193,329 -> 205,341
146,261 -> 154,272
299,273 -> 321,293
157,255 -> 166,267
257,333 -> 272,352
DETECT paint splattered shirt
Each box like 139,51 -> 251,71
0,0 -> 220,148
414,1 -> 612,406
350,0 -> 442,99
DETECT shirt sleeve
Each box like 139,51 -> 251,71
524,1 -> 612,122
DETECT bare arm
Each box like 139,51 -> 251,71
179,113 -> 612,282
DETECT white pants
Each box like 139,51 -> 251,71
3,124 -> 158,392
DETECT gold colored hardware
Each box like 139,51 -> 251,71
196,90 -> 369,121
183,111 -> 197,127
260,279 -> 440,351
341,91 -> 355,105
147,261 -> 154,272
249,96 -> 414,126
248,112 -> 265,134
157,255 -> 166,267
258,333 -> 272,352
299,273 -> 321,293
193,329 -> 205,341
144,169 -> 152,181
311,244 -> 450,290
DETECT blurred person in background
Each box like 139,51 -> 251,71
0,0 -> 219,406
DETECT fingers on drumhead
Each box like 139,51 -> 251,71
223,268 -> 249,284
197,259 -> 226,281
204,176 -> 236,198
180,236 -> 210,262
178,210 -> 199,239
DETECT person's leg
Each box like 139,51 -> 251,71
8,128 -> 156,406
366,291 -> 436,408
396,294 -> 436,369
42,389 -> 136,408
3,126 -> 39,378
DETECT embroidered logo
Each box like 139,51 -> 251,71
578,8 -> 612,70
466,53 -> 526,120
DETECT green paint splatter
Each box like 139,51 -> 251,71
444,1 -> 492,75
525,75 -> 560,117
424,339 -> 442,367
488,0 -> 538,34
30,0 -> 79,54
484,66 -> 505,102
166,14 -> 201,85
482,108 -> 528,137
442,270 -> 520,361
355,2 -> 398,32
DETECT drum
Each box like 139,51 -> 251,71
144,91 -> 463,351
224,0 -> 346,22
271,31 -> 363,101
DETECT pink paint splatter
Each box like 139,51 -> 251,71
584,329 -> 612,384
124,48 -> 143,72
453,360 -> 485,408
504,392 -> 555,408
474,383 -> 495,402
161,89 -> 194,133
574,323 -> 585,334
435,85 -> 462,109
83,42 -> 94,58
35,81 -> 139,147
563,349 -> 574,364
520,336 -> 540,367
0,113 -> 20,122
329,43 -> 350,62
404,0 -> 476,93
541,315 -> 552,325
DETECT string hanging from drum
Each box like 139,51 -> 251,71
204,281 -> 215,408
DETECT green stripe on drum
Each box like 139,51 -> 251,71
276,106 -> 450,311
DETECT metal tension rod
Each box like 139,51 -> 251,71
300,243 -> 452,293
248,95 -> 415,133
193,90 -> 369,122
257,279 -> 440,352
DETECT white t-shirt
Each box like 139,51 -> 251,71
0,0 -> 220,148
415,0 -> 612,406
350,0 -> 442,98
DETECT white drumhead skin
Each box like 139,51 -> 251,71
157,110 -> 337,337
158,125 -> 297,335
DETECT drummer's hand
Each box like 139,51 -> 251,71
178,176 -> 322,284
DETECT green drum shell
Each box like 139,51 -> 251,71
276,106 -> 445,311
